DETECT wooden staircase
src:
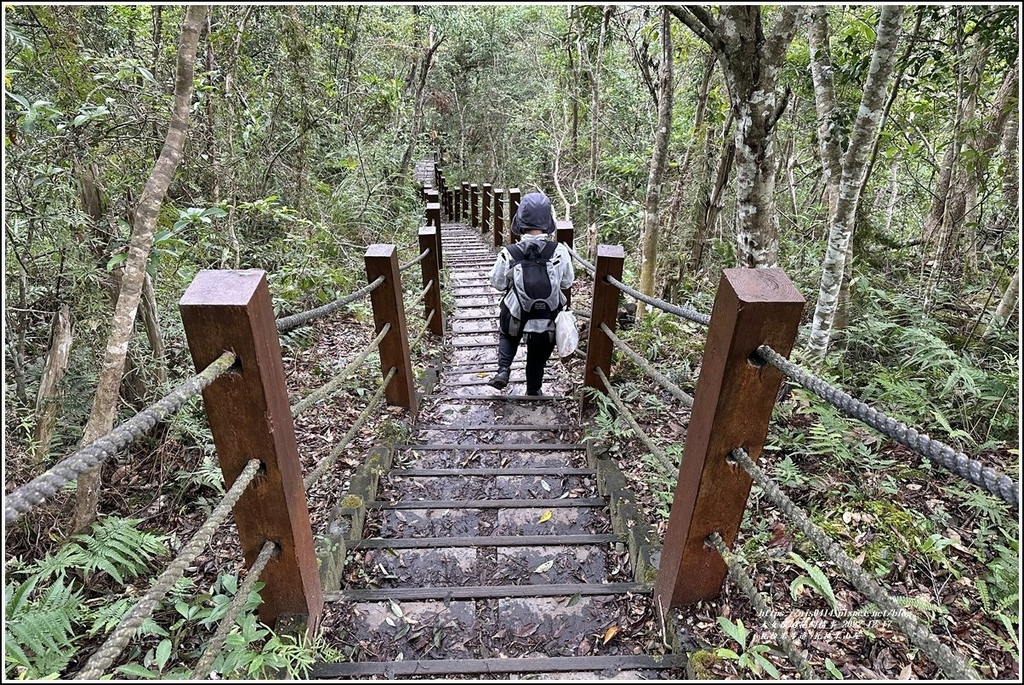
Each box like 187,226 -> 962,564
311,223 -> 685,679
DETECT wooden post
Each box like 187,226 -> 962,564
453,188 -> 461,222
179,270 -> 323,632
364,245 -> 417,412
481,183 -> 492,236
582,245 -> 623,413
461,181 -> 470,223
492,188 -> 505,247
434,165 -> 443,193
556,220 -> 574,308
418,227 -> 445,336
508,188 -> 521,244
654,268 -> 804,613
426,201 -> 441,231
470,183 -> 479,228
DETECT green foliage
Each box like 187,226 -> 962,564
787,552 -> 839,612
714,616 -> 781,679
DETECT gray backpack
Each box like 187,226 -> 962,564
506,240 -> 561,335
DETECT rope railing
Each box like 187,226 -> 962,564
276,275 -> 385,332
605,274 -> 711,327
291,324 -> 391,419
75,458 -> 263,681
706,532 -> 816,680
729,447 -> 980,680
410,309 -> 437,350
190,540 -> 278,680
303,366 -> 398,491
412,279 -> 434,307
566,245 -> 596,275
5,351 -> 238,526
400,247 -> 430,273
593,367 -> 676,474
599,323 -> 693,408
755,345 -> 1019,506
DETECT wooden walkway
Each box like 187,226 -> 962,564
310,222 -> 685,678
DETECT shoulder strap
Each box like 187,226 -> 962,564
507,242 -> 526,263
539,241 -> 557,260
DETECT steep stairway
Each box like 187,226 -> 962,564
311,223 -> 685,679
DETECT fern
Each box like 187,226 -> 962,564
4,577 -> 84,679
70,516 -> 168,584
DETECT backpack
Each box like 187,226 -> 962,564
505,240 -> 561,335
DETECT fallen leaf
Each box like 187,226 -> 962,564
898,663 -> 913,679
578,638 -> 591,656
540,480 -> 551,492
390,600 -> 403,617
538,510 -> 553,523
534,559 -> 554,574
602,625 -> 620,644
515,622 -> 539,638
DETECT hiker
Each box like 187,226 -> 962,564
487,192 -> 575,395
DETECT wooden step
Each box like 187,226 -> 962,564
326,581 -> 650,602
367,497 -> 606,509
352,534 -> 620,549
309,654 -> 686,678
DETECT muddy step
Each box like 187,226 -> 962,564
381,473 -> 599,501
369,504 -> 612,541
395,450 -> 582,469
310,654 -> 684,679
368,497 -> 606,509
312,593 -> 680,676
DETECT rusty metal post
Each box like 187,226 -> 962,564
470,183 -> 479,228
481,183 -> 492,236
461,181 -> 470,223
179,270 -> 323,632
582,245 -> 624,413
556,220 -> 574,308
654,268 -> 804,613
508,188 -> 521,244
492,188 -> 505,247
418,227 -> 445,336
364,245 -> 417,412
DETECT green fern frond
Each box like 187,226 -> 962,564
4,577 -> 84,679
72,517 -> 169,584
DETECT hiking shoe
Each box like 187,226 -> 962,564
526,389 -> 542,396
488,368 -> 510,390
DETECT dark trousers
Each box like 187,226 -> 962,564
498,306 -> 555,394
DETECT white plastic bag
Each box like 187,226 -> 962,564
554,309 -> 579,358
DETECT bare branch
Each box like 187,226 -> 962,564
665,5 -> 720,51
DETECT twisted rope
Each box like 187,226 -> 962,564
707,533 -> 816,680
755,345 -> 1019,506
190,540 -> 278,680
566,246 -> 596,275
599,323 -> 693,408
412,279 -> 434,307
291,324 -> 391,418
730,447 -> 980,680
75,459 -> 262,681
605,275 -> 711,327
400,248 -> 430,273
410,309 -> 437,350
5,352 -> 237,526
593,367 -> 676,474
276,276 -> 385,331
303,366 -> 397,491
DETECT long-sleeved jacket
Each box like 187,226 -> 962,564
489,233 -> 575,320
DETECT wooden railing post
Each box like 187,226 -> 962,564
582,245 -> 624,413
364,245 -> 417,412
470,183 -> 479,228
426,192 -> 441,234
434,165 -> 443,194
454,187 -> 462,222
508,188 -> 521,244
461,181 -> 470,223
492,187 -> 505,247
445,189 -> 453,221
556,220 -> 574,308
481,183 -> 492,236
654,268 -> 804,614
179,270 -> 323,632
418,227 -> 445,336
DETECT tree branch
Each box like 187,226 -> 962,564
665,5 -> 720,51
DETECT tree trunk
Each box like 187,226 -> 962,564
806,5 -> 904,360
32,305 -> 73,466
668,5 -> 803,269
399,24 -> 444,181
637,8 -> 673,317
221,6 -> 252,269
585,5 -> 613,258
991,266 -> 1019,328
140,271 -> 167,387
72,5 -> 208,534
